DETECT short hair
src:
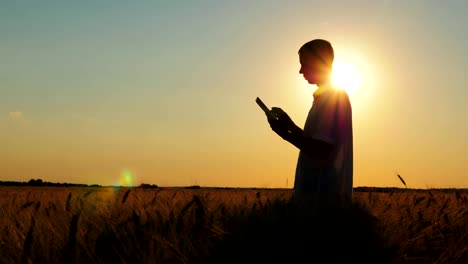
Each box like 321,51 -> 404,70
298,39 -> 334,68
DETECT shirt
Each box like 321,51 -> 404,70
293,85 -> 353,199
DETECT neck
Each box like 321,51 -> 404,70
316,78 -> 331,89
313,79 -> 333,98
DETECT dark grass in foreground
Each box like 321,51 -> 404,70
0,187 -> 467,263
204,196 -> 390,264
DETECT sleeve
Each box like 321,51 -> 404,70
312,91 -> 351,145
335,92 -> 352,145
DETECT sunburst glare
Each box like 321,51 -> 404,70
331,61 -> 360,95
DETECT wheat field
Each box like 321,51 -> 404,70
0,186 -> 466,264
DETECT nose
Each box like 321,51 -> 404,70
299,66 -> 303,74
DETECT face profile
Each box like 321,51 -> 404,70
299,52 -> 331,85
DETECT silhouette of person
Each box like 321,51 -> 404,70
267,39 -> 353,200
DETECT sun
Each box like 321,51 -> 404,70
331,61 -> 360,95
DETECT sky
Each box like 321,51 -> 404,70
2,0 -> 468,188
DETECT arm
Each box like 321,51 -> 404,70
268,92 -> 351,165
284,129 -> 334,162
268,113 -> 334,162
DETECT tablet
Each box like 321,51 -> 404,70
256,97 -> 276,119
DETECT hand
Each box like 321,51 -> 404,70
268,115 -> 290,140
270,107 -> 296,132
267,107 -> 293,139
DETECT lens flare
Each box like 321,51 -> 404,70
119,169 -> 134,187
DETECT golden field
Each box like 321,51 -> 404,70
0,187 -> 466,264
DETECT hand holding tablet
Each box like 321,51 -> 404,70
255,97 -> 277,120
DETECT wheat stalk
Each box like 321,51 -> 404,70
121,189 -> 131,204
66,193 -> 72,212
20,217 -> 35,264
397,174 -> 407,188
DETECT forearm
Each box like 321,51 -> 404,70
284,131 -> 333,161
289,123 -> 303,136
268,114 -> 332,160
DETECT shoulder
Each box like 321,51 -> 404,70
334,89 -> 351,107
333,88 -> 350,101
324,88 -> 351,106
328,89 -> 352,116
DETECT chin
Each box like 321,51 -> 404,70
304,77 -> 317,84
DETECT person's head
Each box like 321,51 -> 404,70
298,39 -> 334,85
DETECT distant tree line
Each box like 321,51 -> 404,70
139,183 -> 159,188
354,186 -> 468,193
0,180 -> 465,192
0,179 -> 162,188
0,179 -> 97,187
